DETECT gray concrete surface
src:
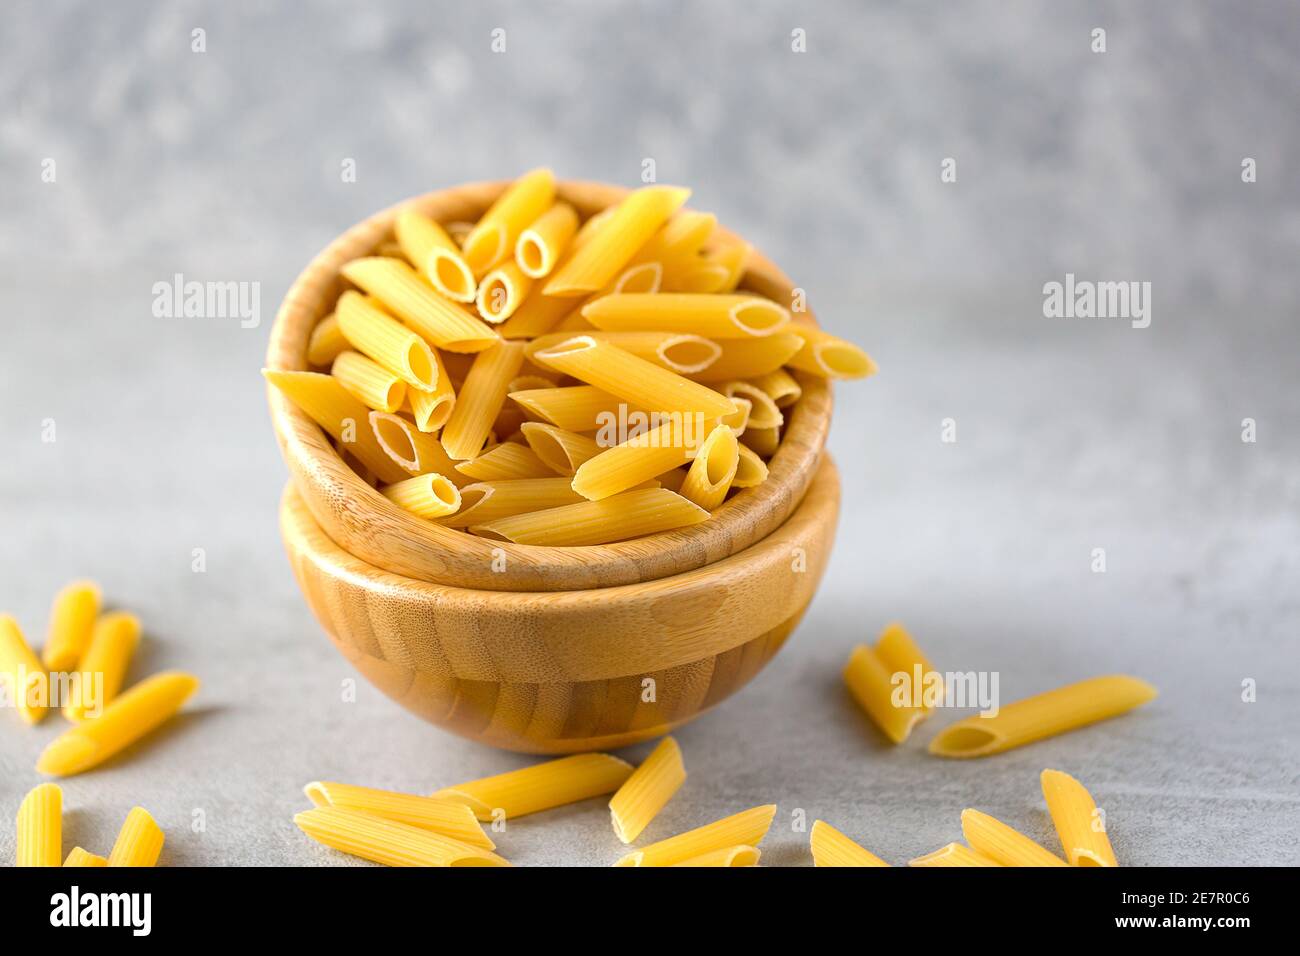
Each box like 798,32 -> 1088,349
1,1 -> 1297,865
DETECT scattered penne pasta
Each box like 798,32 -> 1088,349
304,781 -> 494,850
0,614 -> 49,724
609,736 -> 687,844
615,804 -> 776,867
809,820 -> 890,867
16,783 -> 62,867
42,580 -> 101,672
63,610 -> 140,722
295,807 -> 509,867
908,842 -> 1003,868
432,754 -> 634,821
1041,769 -> 1119,867
843,623 -> 940,745
63,847 -> 107,867
961,809 -> 1067,867
108,807 -> 164,867
671,845 -> 760,867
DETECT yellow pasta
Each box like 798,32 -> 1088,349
732,445 -> 769,488
462,168 -> 556,277
295,807 -> 510,867
721,381 -> 782,430
331,350 -> 407,413
809,820 -> 890,867
528,331 -> 721,375
670,242 -> 751,293
440,341 -> 527,460
1,614 -> 49,724
545,186 -> 690,296
690,333 -> 804,383
36,672 -> 200,777
335,291 -> 439,392
615,804 -> 776,867
1041,769 -> 1119,867
552,308 -> 598,333
394,208 -> 476,303
604,260 -> 663,295
741,425 -> 780,457
107,807 -> 164,867
583,293 -> 790,338
16,783 -> 61,866
519,422 -> 604,476
472,489 -> 709,544
874,621 -> 942,714
786,325 -> 878,379
532,336 -> 735,418
63,847 -> 107,867
42,579 -> 101,671
609,736 -> 687,844
496,291 -> 580,340
476,261 -> 533,323
843,644 -> 924,745
572,415 -> 714,500
444,220 -> 474,247
631,210 -> 717,277
341,257 -> 499,353
369,411 -> 468,483
406,347 -> 456,432
509,385 -> 627,432
908,843 -> 1003,867
432,754 -> 634,821
671,846 -> 760,867
516,201 -> 579,278
381,473 -> 462,519
63,610 -> 140,722
263,369 -> 409,483
304,781 -> 494,849
454,441 -> 553,481
442,478 -> 585,528
928,675 -> 1158,759
306,312 -> 348,366
678,425 -> 738,510
961,809 -> 1067,867
752,367 -> 802,407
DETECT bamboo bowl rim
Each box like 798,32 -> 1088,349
266,179 -> 832,592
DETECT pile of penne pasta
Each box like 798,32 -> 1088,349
267,168 -> 875,546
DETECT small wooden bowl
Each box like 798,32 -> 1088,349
281,457 -> 841,753
266,179 -> 833,592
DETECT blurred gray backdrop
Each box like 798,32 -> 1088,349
1,0 -> 1297,865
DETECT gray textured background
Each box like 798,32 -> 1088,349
1,1 -> 1297,866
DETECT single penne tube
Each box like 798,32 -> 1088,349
306,312 -> 348,366
441,478 -> 586,528
63,610 -> 140,722
671,845 -> 760,867
406,347 -> 456,432
472,488 -> 709,546
394,209 -> 476,303
740,424 -> 780,457
908,843 -> 1003,867
454,442 -> 553,481
36,672 -> 200,777
721,397 -> 752,437
731,444 -> 769,488
751,367 -> 802,407
462,168 -> 557,277
678,425 -> 739,511
369,411 -> 468,484
107,807 -> 164,867
583,293 -> 790,338
571,416 -> 711,500
509,385 -> 630,433
532,336 -> 735,419
604,260 -> 663,295
609,736 -> 687,844
961,809 -> 1067,867
786,325 -> 877,379
721,381 -> 783,430
545,186 -> 690,296
928,675 -> 1158,759
304,781 -> 494,850
42,580 -> 101,672
295,807 -> 509,867
528,331 -> 721,375
843,645 -> 924,745
689,333 -> 804,383
873,622 -> 942,714
341,258 -> 499,352
810,820 -> 890,867
520,421 -> 604,476
16,783 -> 62,866
380,473 -> 462,519
516,201 -> 579,278
476,261 -> 534,323
331,350 -> 407,413
1,614 -> 50,724
432,754 -> 634,821
440,341 -> 527,460
1041,769 -> 1119,867
335,291 -> 439,392
669,241 -> 751,293
615,804 -> 776,867
63,847 -> 107,867
263,369 -> 410,483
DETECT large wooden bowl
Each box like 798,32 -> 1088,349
266,179 -> 832,592
281,457 -> 840,753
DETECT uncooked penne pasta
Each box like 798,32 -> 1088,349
108,807 -> 164,867
63,610 -> 140,722
874,622 -> 942,714
42,580 -> 101,672
545,186 -> 690,296
332,350 -> 407,413
516,201 -> 579,278
63,847 -> 107,867
306,312 -> 348,366
732,445 -> 769,488
395,209 -> 476,303
381,473 -> 462,519
295,807 -> 509,867
476,261 -> 533,323
810,820 -> 890,867
604,260 -> 663,295
740,425 -> 780,457
462,168 -> 556,277
304,781 -> 494,850
519,422 -> 604,476
335,291 -> 439,392
1041,769 -> 1119,867
752,368 -> 802,407
440,341 -> 527,460
928,675 -> 1158,759
572,416 -> 712,500
442,478 -> 585,528
454,441 -> 553,481
786,325 -> 877,379
473,488 -> 708,545
671,846 -> 760,867
16,783 -> 62,867
406,347 -> 456,432
631,210 -> 717,275
369,411 -> 468,484
495,291 -> 579,340
509,385 -> 630,433
341,258 -> 499,353
721,381 -> 782,430
583,293 -> 789,338
1,614 -> 49,724
670,241 -> 751,293
528,331 -> 721,375
507,374 -> 556,393
844,642 -> 924,744
678,425 -> 739,510
961,809 -> 1067,867
609,737 -> 686,844
689,333 -> 804,383
444,220 -> 474,247
615,804 -> 776,867
36,672 -> 200,777
433,754 -> 634,821
908,843 -> 1003,867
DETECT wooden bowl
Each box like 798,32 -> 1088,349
266,179 -> 833,592
281,457 -> 841,753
